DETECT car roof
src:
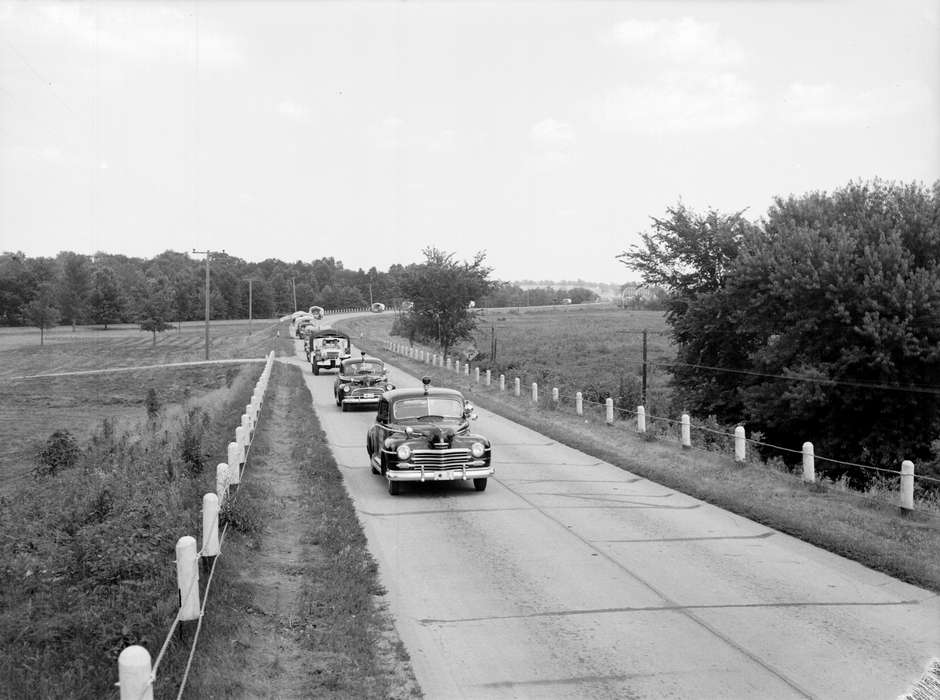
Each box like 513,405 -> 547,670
382,386 -> 464,402
312,329 -> 349,339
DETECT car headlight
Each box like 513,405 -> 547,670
470,442 -> 485,458
396,445 -> 412,461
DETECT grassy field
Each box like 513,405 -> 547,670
343,304 -> 675,415
338,307 -> 940,593
0,320 -> 279,492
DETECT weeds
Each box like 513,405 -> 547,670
33,429 -> 80,478
0,362 -> 261,698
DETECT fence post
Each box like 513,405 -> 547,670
464,364 -> 470,376
216,463 -> 230,505
552,387 -> 559,404
637,406 -> 646,434
606,398 -> 614,425
226,442 -> 239,484
240,413 -> 250,442
499,374 -> 505,392
532,382 -> 538,403
681,414 -> 691,449
176,536 -> 200,621
245,405 -> 254,437
475,367 -> 480,383
734,426 -> 746,463
802,442 -> 815,483
576,391 -> 583,416
900,460 -> 915,511
486,369 -> 492,387
118,645 -> 153,700
455,360 -> 460,374
235,426 -> 247,466
202,493 -> 220,557
514,378 -> 520,397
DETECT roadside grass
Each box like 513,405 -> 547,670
0,365 -> 254,491
184,362 -> 420,698
0,320 -> 278,492
338,313 -> 940,594
0,362 -> 260,699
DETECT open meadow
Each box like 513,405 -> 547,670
0,320 -> 279,491
343,303 -> 676,414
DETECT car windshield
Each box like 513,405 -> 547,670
392,396 -> 464,420
344,360 -> 383,374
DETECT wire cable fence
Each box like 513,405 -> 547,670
116,351 -> 275,700
381,339 -> 939,515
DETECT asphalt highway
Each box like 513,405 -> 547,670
286,336 -> 939,699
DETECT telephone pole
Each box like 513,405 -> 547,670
192,249 -> 226,360
244,278 -> 256,335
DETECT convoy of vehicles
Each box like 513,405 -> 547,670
307,329 -> 351,374
294,312 -> 493,496
333,354 -> 394,411
366,378 -> 492,495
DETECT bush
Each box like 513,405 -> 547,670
34,430 -> 81,478
145,388 -> 160,419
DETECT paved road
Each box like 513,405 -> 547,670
286,335 -> 939,699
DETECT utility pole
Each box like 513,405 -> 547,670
192,249 -> 226,360
290,278 -> 297,311
244,278 -> 255,335
641,328 -> 648,406
369,283 -> 373,306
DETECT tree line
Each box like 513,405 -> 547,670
620,178 -> 940,482
0,248 -> 608,342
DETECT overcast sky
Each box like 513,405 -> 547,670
1,1 -> 937,284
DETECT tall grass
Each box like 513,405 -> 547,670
0,364 -> 259,699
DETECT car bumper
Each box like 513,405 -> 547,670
341,394 -> 381,404
387,463 -> 494,482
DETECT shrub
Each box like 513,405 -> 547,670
34,430 -> 81,478
145,388 -> 160,419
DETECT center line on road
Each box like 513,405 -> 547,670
593,532 -> 776,543
357,506 -> 535,517
419,598 -> 924,626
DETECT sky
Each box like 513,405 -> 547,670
1,1 -> 938,284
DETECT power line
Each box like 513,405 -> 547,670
646,360 -> 940,396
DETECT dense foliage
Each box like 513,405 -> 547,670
395,247 -> 494,358
620,179 -> 940,480
0,251 -> 413,330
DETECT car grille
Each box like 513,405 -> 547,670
410,448 -> 472,469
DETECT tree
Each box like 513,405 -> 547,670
139,276 -> 175,345
56,252 -> 92,330
620,181 -> 940,479
21,283 -> 61,345
88,266 -> 124,329
398,248 -> 493,358
618,205 -> 759,420
727,180 -> 940,474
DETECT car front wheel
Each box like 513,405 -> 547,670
473,478 -> 488,492
387,478 -> 400,495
